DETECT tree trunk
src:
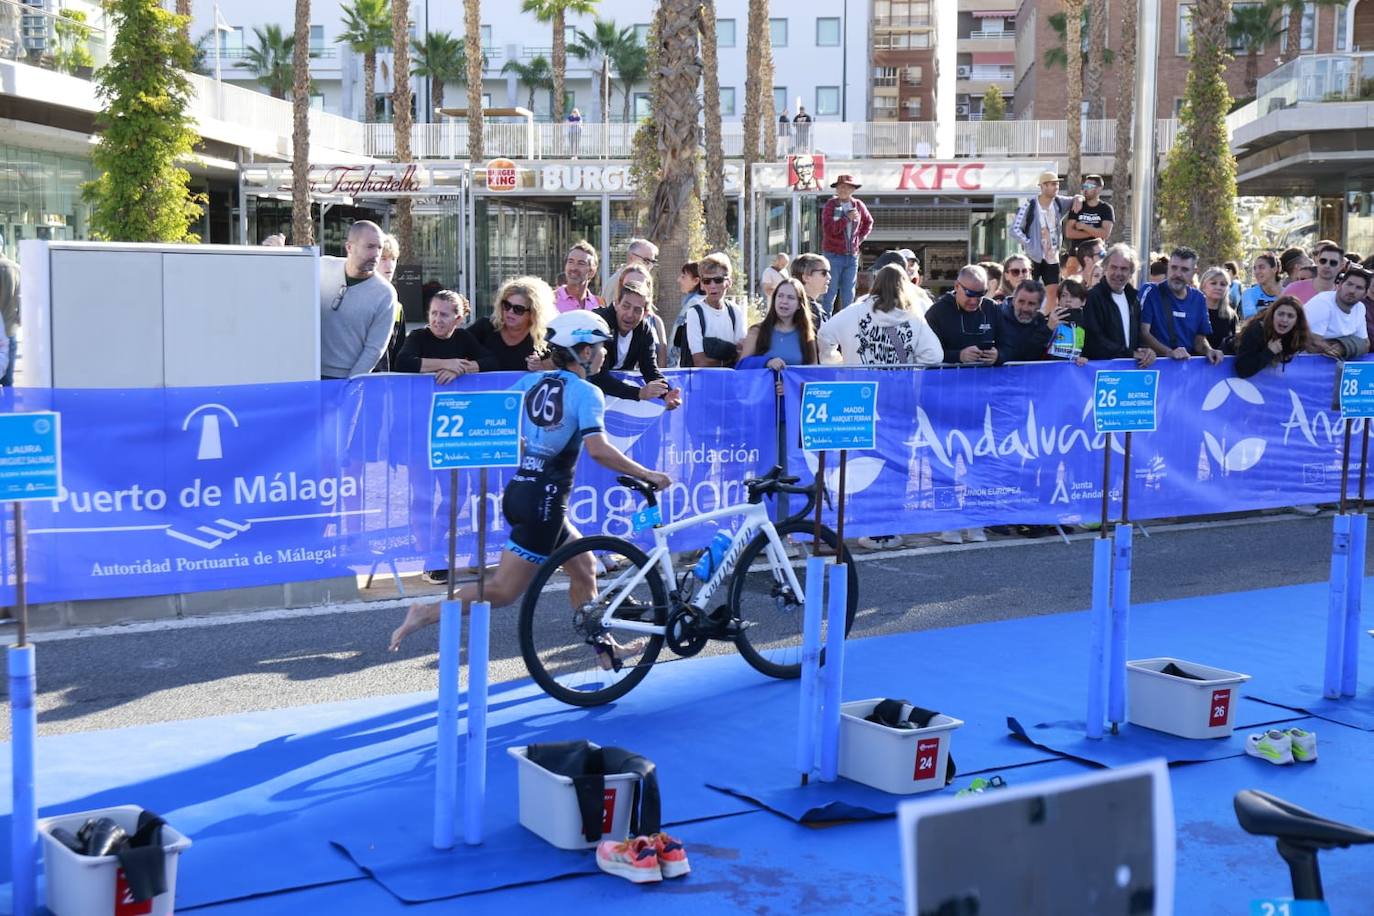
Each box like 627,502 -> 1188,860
648,0 -> 703,332
1111,0 -> 1137,245
1182,0 -> 1240,267
465,0 -> 483,160
364,50 -> 376,122
552,9 -> 566,121
761,34 -> 776,163
433,77 -> 444,113
1245,49 -> 1259,97
1085,0 -> 1106,119
698,0 -> 727,253
1066,0 -> 1084,189
743,0 -> 772,202
1284,1 -> 1301,61
176,0 -> 191,43
291,0 -> 313,247
392,0 -> 414,262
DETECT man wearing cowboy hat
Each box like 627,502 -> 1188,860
818,173 -> 874,316
1011,170 -> 1083,309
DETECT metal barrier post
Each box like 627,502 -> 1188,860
818,561 -> 849,782
796,555 -> 825,785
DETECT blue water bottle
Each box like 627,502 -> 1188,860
693,531 -> 733,580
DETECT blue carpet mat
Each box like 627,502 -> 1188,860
1003,700 -> 1307,768
5,577 -> 1372,912
1247,686 -> 1374,731
172,726 -> 1374,916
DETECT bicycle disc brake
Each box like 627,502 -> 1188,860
665,606 -> 708,658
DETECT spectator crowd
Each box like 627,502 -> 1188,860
317,169 -> 1371,553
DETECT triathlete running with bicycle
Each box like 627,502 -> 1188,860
389,305 -> 671,656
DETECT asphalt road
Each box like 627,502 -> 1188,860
0,514 -> 1352,738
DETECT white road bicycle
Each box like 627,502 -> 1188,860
517,466 -> 859,707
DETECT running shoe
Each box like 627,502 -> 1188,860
649,832 -> 691,878
858,535 -> 904,551
1245,729 -> 1294,765
1285,727 -> 1318,762
420,569 -> 448,585
596,836 -> 661,883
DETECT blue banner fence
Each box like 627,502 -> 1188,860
0,356 -> 1363,605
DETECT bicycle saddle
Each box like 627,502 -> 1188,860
1234,790 -> 1374,849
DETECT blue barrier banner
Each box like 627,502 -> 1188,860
0,369 -> 776,604
0,355 -> 1361,603
782,357 -> 1362,537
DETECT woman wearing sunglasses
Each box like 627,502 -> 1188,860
470,277 -> 555,372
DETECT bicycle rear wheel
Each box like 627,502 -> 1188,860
729,520 -> 858,679
518,535 -> 667,707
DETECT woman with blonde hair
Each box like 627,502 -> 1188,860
1199,265 -> 1238,353
376,233 -> 407,371
817,264 -> 942,366
471,276 -> 555,372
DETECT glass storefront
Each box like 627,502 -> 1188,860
0,145 -> 97,259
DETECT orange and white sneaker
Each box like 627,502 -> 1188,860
649,832 -> 690,878
596,836 -> 661,883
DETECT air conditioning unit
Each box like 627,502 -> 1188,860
956,65 -> 971,78
955,103 -> 970,116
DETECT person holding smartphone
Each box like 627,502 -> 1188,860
926,264 -> 1005,367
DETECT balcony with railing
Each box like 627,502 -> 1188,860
873,15 -> 933,30
1227,52 -> 1374,145
361,118 -> 1181,162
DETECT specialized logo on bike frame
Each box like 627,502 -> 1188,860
526,377 -> 566,427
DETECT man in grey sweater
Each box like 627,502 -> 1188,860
319,220 -> 398,379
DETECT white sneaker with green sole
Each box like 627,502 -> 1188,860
1285,727 -> 1317,762
1245,729 -> 1294,765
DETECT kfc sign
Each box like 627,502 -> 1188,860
486,158 -> 518,192
897,163 -> 985,191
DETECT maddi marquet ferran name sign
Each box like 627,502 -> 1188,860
281,164 -> 428,197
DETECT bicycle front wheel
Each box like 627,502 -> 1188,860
518,535 -> 667,707
730,519 -> 858,679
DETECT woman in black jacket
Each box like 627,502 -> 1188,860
1235,295 -> 1308,379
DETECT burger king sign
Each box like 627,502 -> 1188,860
486,158 -> 518,192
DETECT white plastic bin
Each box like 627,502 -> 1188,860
838,699 -> 963,795
38,805 -> 191,916
507,744 -> 640,849
1126,657 -> 1252,739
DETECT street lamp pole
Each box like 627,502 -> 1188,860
1130,0 -> 1161,268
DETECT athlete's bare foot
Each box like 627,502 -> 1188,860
389,600 -> 442,652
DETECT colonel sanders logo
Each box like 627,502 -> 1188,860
788,154 -> 824,191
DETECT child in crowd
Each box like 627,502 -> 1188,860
1046,278 -> 1089,366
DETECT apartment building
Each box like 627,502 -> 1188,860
1012,0 -> 1351,121
869,0 -> 938,122
191,1 -> 870,125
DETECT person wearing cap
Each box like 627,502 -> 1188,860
899,248 -> 933,312
818,173 -> 874,317
1063,174 -> 1114,277
1011,171 -> 1081,310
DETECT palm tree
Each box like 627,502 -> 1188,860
392,0 -> 414,261
698,0 -> 727,251
610,36 -> 647,123
503,55 -> 555,115
1276,0 -> 1344,63
521,0 -> 599,121
647,0 -> 702,331
742,0 -> 772,198
1110,0 -> 1137,243
412,31 -> 469,117
1085,0 -> 1106,119
1227,2 -> 1285,97
1065,0 -> 1084,189
465,0 -> 483,161
238,24 -> 296,99
291,0 -> 313,247
338,0 -> 392,122
570,18 -> 633,125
